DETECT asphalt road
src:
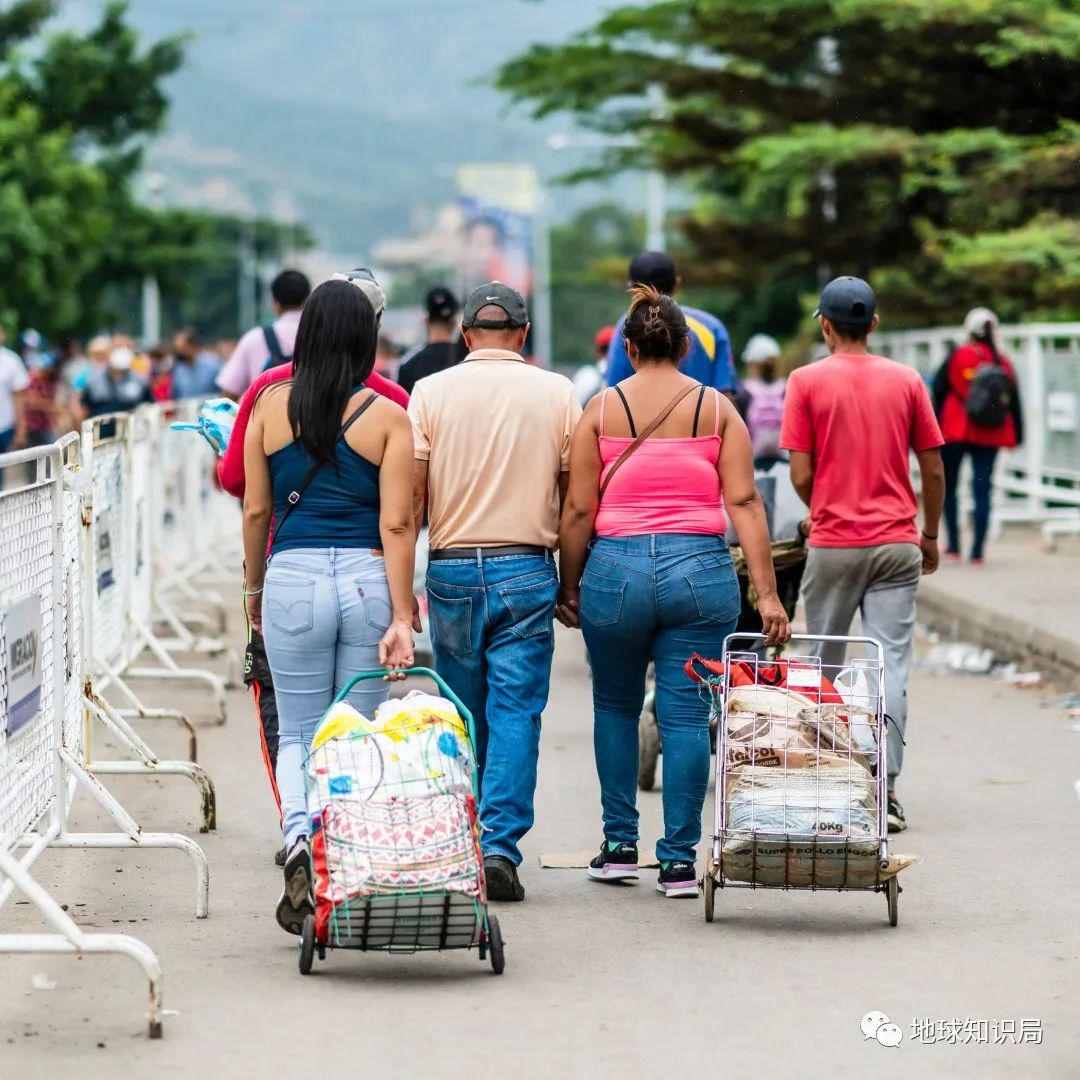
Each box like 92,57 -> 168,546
2,622 -> 1077,1079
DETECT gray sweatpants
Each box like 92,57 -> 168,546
800,543 -> 922,785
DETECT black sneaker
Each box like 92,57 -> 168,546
587,841 -> 640,883
887,794 -> 908,834
275,836 -> 314,934
484,855 -> 525,902
274,845 -> 286,867
656,860 -> 699,898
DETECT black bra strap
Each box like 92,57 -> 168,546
613,385 -> 637,438
692,384 -> 707,438
339,392 -> 378,440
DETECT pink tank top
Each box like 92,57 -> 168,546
594,387 -> 727,538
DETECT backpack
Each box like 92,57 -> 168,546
965,356 -> 1014,428
261,325 -> 291,372
745,378 -> 786,456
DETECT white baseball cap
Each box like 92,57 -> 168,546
108,346 -> 134,371
742,333 -> 781,365
331,268 -> 386,317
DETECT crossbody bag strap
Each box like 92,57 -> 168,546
598,383 -> 699,502
272,392 -> 378,542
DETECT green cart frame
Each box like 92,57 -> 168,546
297,667 -> 505,975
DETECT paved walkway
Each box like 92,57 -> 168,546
2,612 -> 1077,1078
917,527 -> 1080,675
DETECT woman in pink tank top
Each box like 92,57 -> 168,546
556,284 -> 788,898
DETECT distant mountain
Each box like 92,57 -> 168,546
62,0 -> 627,252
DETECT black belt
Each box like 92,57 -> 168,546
428,544 -> 550,561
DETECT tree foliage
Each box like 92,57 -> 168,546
0,1 -> 310,340
499,0 -> 1080,336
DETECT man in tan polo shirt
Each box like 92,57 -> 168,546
409,282 -> 581,901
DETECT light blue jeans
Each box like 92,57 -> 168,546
581,534 -> 740,864
262,548 -> 392,850
426,552 -> 558,865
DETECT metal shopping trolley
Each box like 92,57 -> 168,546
297,668 -> 505,975
638,537 -> 808,791
693,633 -> 901,926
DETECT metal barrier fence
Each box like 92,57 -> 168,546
0,436 -> 210,1039
876,323 -> 1080,547
84,405 -> 237,727
148,399 -> 241,673
78,412 -> 218,831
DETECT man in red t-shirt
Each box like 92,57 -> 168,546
780,276 -> 945,834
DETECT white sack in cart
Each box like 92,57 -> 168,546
723,765 -> 882,887
308,692 -> 473,806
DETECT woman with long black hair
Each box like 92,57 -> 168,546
242,278 -> 416,934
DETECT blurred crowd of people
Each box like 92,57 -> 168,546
0,325 -> 233,456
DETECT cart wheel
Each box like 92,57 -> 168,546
703,872 -> 716,923
638,710 -> 660,791
487,913 -> 505,975
885,877 -> 899,927
299,914 -> 316,974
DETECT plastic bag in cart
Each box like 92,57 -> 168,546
307,692 -> 474,804
722,765 -> 882,887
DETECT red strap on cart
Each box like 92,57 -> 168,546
684,652 -> 845,704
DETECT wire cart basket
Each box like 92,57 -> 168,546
695,633 -> 901,926
297,667 -> 505,975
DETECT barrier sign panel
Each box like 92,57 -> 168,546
97,512 -> 115,594
4,594 -> 43,737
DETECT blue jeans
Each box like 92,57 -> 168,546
426,552 -> 558,865
581,534 -> 740,864
262,548 -> 392,850
942,442 -> 999,560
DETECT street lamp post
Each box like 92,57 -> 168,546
141,173 -> 166,347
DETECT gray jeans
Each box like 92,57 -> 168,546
801,543 -> 922,785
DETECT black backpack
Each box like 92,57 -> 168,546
965,355 -> 1014,428
261,325 -> 291,372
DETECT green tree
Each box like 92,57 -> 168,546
499,0 -> 1080,340
549,202 -> 642,369
0,1 -> 311,341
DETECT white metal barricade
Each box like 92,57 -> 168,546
130,400 -> 240,721
79,414 -> 217,829
877,322 -> 1080,547
116,406 -> 235,722
0,437 -> 209,1040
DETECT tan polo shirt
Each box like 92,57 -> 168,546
409,349 -> 582,549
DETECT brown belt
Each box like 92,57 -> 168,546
428,544 -> 550,561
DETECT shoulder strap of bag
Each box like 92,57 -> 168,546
262,325 -> 288,371
272,392 -> 378,542
598,383 -> 699,502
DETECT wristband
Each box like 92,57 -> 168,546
921,531 -> 938,540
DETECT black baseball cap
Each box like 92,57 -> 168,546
425,286 -> 459,321
814,276 -> 877,324
628,251 -> 677,294
461,281 -> 529,329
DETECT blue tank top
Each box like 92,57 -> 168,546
268,395 -> 382,554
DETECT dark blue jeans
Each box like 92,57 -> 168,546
581,534 -> 740,864
942,442 -> 999,560
426,552 -> 558,866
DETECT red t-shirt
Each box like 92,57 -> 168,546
780,352 -> 943,548
938,342 -> 1019,449
217,363 -> 409,500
